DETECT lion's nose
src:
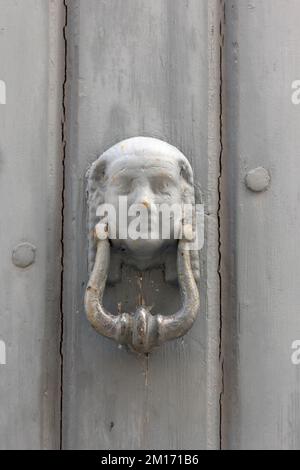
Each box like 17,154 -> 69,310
141,198 -> 150,209
133,185 -> 154,207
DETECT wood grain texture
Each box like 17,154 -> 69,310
63,0 -> 221,449
0,0 -> 64,449
221,0 -> 300,450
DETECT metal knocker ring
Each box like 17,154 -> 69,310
85,234 -> 200,354
85,137 -> 201,354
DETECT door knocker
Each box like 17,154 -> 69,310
85,137 -> 200,353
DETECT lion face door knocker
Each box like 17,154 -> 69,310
85,137 -> 201,353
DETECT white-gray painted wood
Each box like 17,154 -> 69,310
63,0 -> 221,450
221,0 -> 300,450
1,0 -> 299,451
0,0 -> 64,449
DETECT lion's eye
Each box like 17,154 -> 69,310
112,176 -> 133,194
152,178 -> 173,196
158,182 -> 169,193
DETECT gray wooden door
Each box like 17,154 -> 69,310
0,0 -> 300,450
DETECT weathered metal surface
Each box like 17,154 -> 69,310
85,137 -> 200,353
12,243 -> 37,269
245,167 -> 271,193
86,239 -> 200,353
0,0 -> 65,449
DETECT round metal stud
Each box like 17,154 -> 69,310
245,167 -> 271,192
12,243 -> 36,268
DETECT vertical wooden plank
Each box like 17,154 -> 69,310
0,0 -> 64,449
63,0 -> 221,449
222,0 -> 300,449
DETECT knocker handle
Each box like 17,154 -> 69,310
85,231 -> 200,353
